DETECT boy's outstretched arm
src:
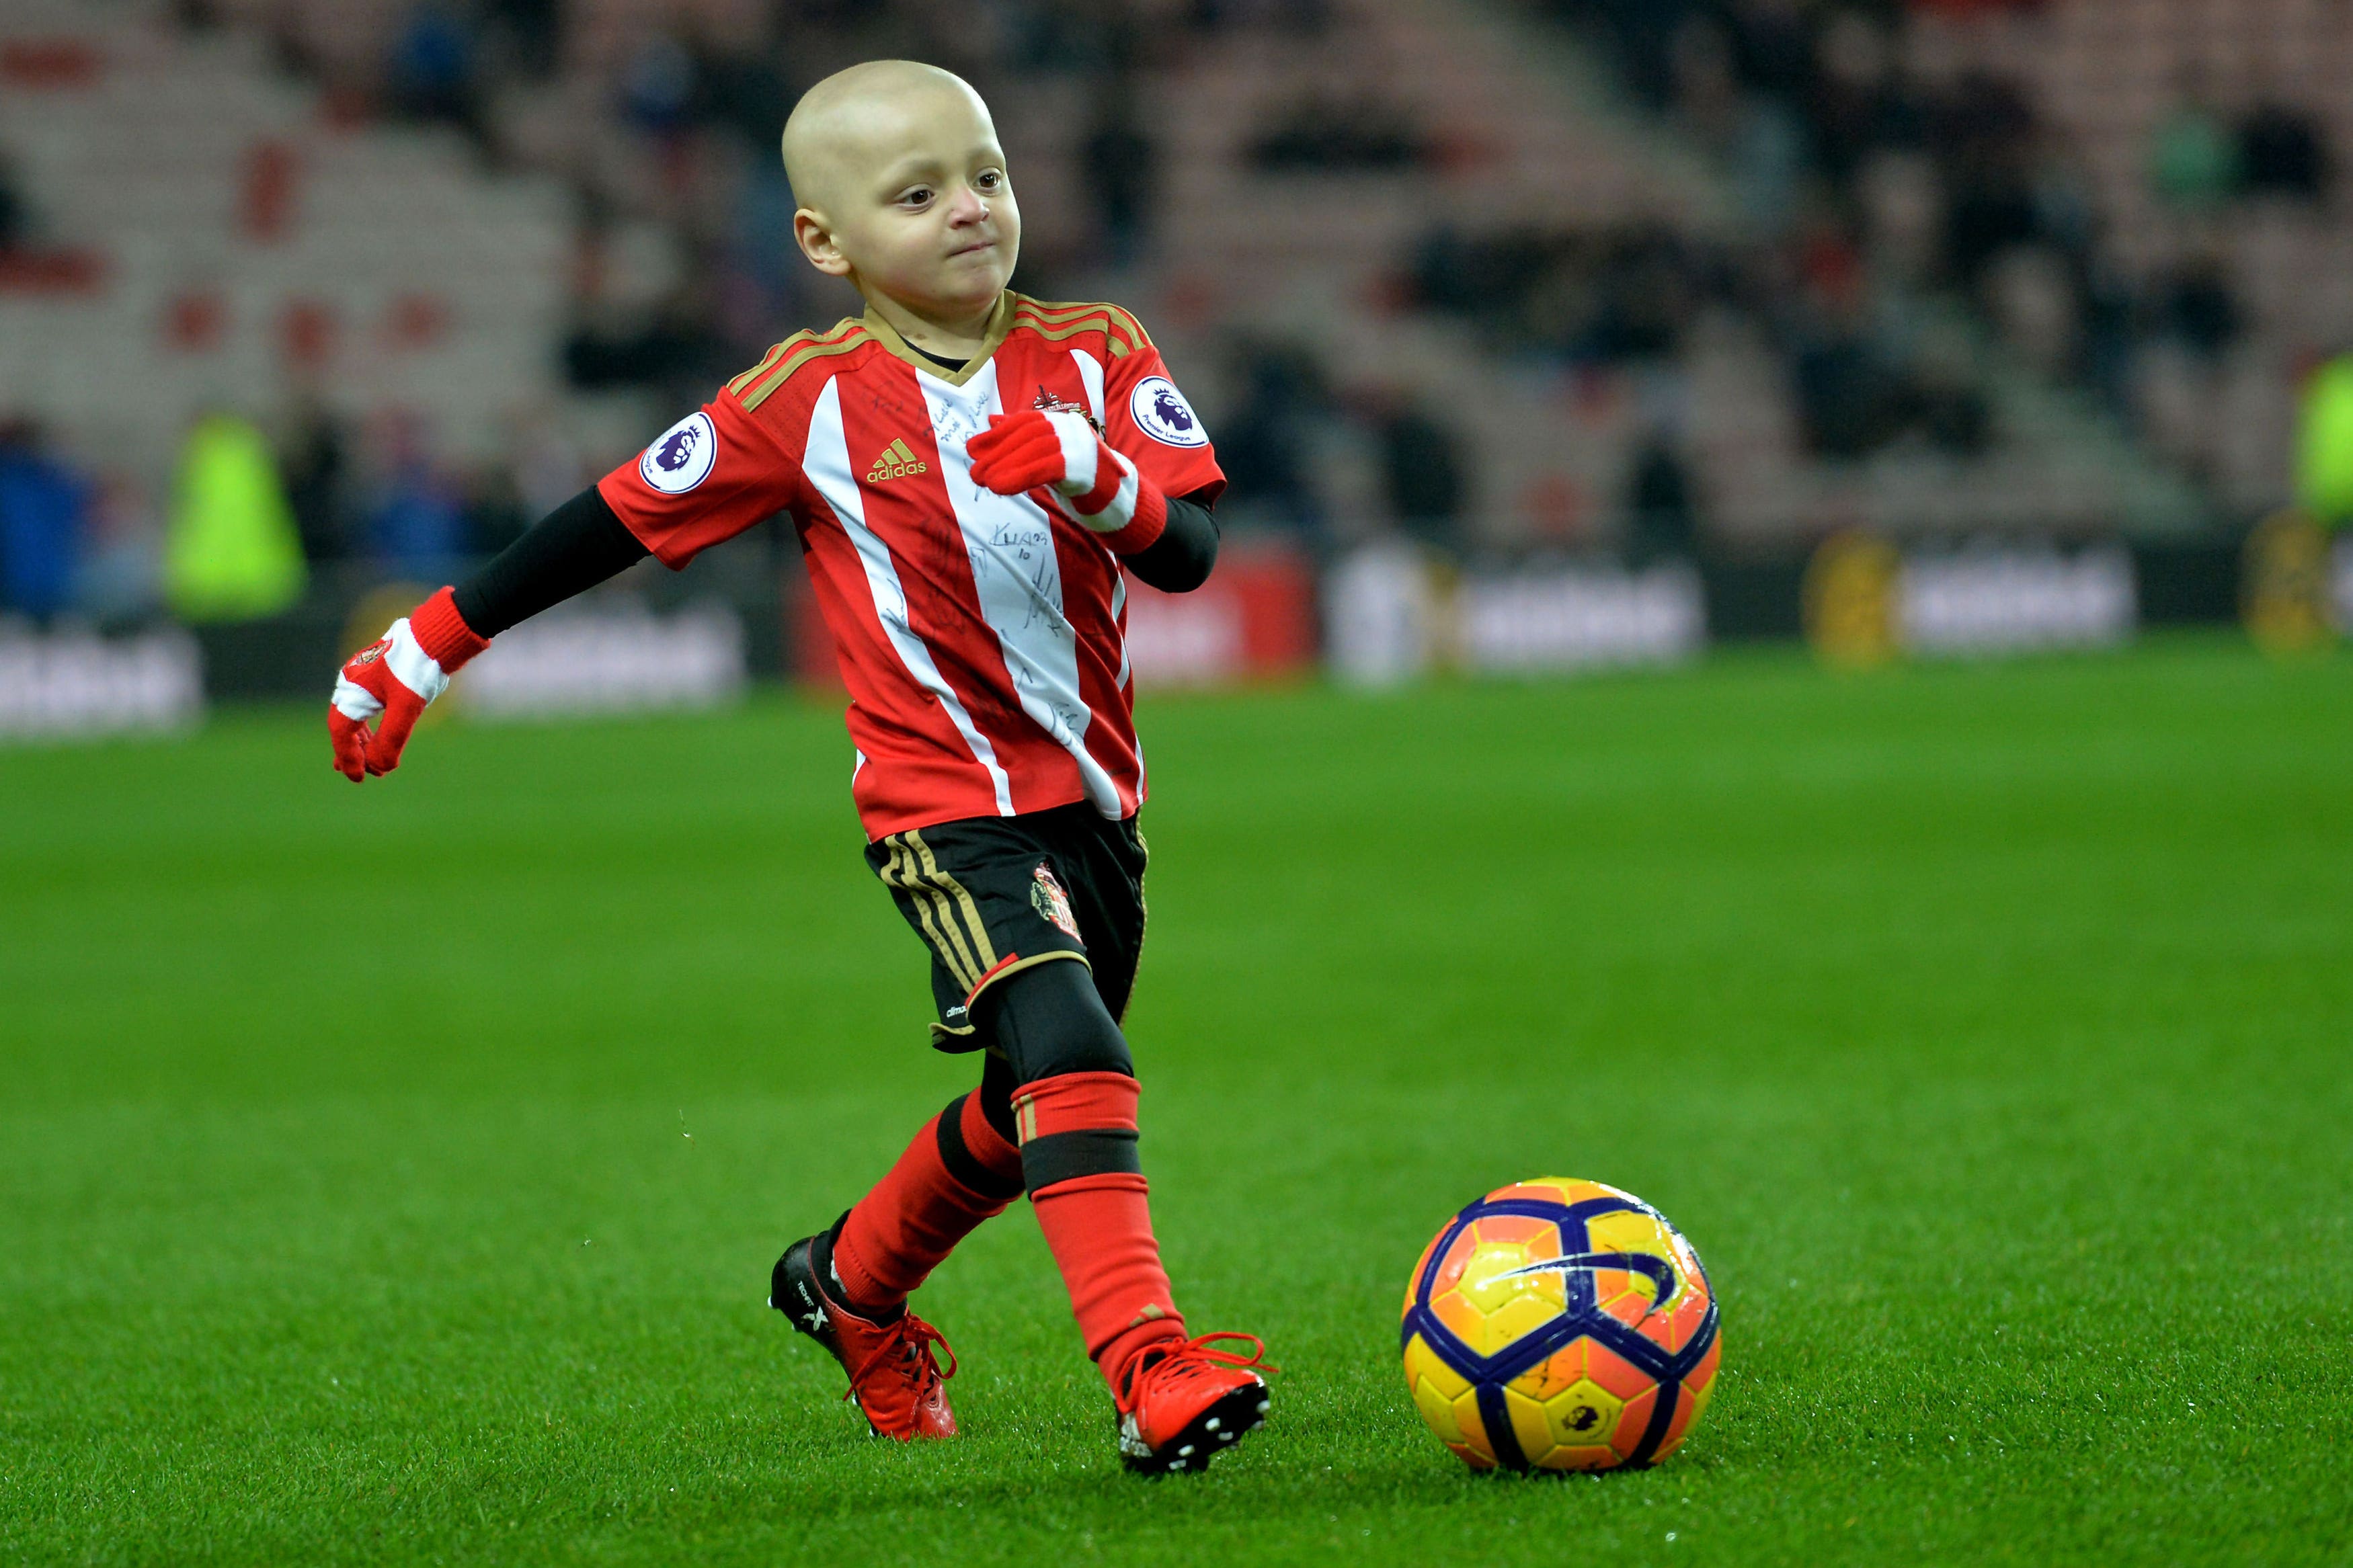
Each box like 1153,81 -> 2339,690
327,487 -> 649,781
451,485 -> 650,638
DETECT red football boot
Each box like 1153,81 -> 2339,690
771,1231 -> 957,1440
1114,1333 -> 1274,1474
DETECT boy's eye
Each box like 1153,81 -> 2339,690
899,188 -> 934,208
976,169 -> 1004,191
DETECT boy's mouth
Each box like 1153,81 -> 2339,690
948,237 -> 998,258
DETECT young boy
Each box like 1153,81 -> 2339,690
325,60 -> 1270,1474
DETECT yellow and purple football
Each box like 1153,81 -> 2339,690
1400,1178 -> 1720,1472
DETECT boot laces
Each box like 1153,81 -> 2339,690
1121,1332 -> 1276,1410
844,1313 -> 957,1406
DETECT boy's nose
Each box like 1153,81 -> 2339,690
945,186 -> 990,224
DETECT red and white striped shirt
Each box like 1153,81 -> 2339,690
596,292 -> 1225,841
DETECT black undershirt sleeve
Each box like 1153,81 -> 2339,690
450,486 -> 651,638
1125,491 -> 1220,594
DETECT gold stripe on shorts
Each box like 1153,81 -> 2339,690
904,829 -> 999,975
881,836 -> 978,990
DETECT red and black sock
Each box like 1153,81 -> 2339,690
829,1089 -> 1024,1316
1016,1070 -> 1189,1387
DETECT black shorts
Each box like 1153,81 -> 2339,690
865,802 -> 1148,1051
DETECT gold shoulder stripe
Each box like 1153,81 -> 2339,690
1013,300 -> 1150,356
1010,310 -> 1101,334
1013,307 -> 1118,335
741,321 -> 871,411
729,325 -> 832,398
725,339 -> 794,397
758,316 -> 863,367
1103,304 -> 1153,349
1013,309 -> 1111,334
1016,315 -> 1136,356
727,317 -> 862,393
1018,296 -> 1151,346
1014,296 -> 1109,319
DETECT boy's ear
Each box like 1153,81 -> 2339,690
793,208 -> 853,278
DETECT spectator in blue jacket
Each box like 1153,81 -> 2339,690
0,419 -> 91,624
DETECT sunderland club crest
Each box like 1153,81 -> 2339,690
1031,862 -> 1081,940
1032,385 -> 1104,435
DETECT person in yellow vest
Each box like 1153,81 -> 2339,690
164,409 -> 308,622
2295,352 -> 2353,530
2237,354 -> 2353,651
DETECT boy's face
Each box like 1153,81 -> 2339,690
790,75 -> 1021,323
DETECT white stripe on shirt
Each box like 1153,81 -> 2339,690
928,364 -> 1125,819
803,377 -> 1014,815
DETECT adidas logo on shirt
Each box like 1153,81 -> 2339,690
867,439 -> 929,483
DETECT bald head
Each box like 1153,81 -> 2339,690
781,59 -> 1019,335
782,60 -> 993,217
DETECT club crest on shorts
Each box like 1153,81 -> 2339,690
1031,862 -> 1081,940
639,411 -> 717,494
1129,376 -> 1207,448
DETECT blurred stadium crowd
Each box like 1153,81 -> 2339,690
3,0 -> 2352,698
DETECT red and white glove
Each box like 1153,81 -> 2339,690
327,586 -> 489,782
965,409 -> 1167,552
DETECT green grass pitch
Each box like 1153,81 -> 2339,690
3,637 -> 2348,1565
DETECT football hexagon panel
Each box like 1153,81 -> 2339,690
1519,1334 -> 1659,1405
1511,1335 -> 1630,1403
1412,1373 -> 1462,1445
1501,1386 -> 1555,1467
1609,1383 -> 1661,1466
1426,1216 -> 1568,1358
1404,1331 -> 1499,1469
1402,1332 -> 1468,1406
1507,1380 -> 1634,1473
1541,1376 -> 1625,1452
1451,1386 -> 1497,1469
